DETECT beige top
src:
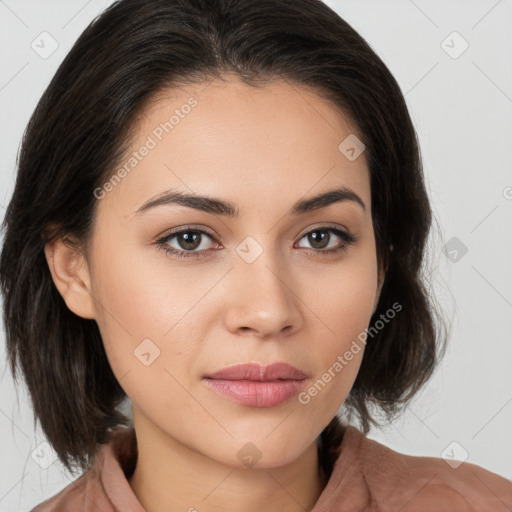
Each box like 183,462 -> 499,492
31,425 -> 512,511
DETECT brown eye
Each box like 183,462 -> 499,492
171,231 -> 203,251
296,227 -> 357,254
156,228 -> 219,260
155,226 -> 357,261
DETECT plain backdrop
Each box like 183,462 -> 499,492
0,0 -> 511,510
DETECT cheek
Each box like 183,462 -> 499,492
298,280 -> 372,422
87,235 -> 172,376
90,230 -> 192,336
304,252 -> 378,397
308,253 -> 378,340
88,236 -> 215,389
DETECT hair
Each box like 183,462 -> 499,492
0,0 -> 448,475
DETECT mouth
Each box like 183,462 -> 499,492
202,362 -> 309,407
203,361 -> 308,381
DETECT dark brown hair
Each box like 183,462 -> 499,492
0,0 -> 448,474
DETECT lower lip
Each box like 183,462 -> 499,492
203,378 -> 306,407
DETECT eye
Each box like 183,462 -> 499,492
155,225 -> 357,260
295,227 -> 357,255
155,227 -> 218,260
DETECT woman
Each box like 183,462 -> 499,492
1,0 -> 510,510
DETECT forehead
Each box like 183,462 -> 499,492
97,77 -> 371,220
139,77 -> 361,152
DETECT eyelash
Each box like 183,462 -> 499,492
155,225 -> 358,260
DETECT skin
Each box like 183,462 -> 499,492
45,76 -> 385,512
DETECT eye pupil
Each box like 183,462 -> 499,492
178,232 -> 201,250
308,230 -> 329,249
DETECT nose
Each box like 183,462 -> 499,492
222,243 -> 304,339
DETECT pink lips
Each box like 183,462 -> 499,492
203,362 -> 309,407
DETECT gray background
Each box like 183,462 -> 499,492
1,0 -> 511,510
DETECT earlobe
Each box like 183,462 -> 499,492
44,236 -> 96,319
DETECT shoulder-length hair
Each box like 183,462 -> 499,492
0,0 -> 448,474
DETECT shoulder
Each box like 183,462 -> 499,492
30,428 -> 138,511
337,425 -> 512,511
30,468 -> 115,512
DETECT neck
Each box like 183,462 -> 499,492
128,411 -> 328,512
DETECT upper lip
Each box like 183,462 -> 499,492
204,362 -> 308,381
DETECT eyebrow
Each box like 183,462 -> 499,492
134,186 -> 366,217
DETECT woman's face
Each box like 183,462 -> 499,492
81,77 -> 384,467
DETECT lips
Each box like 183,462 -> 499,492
202,362 -> 309,407
203,362 -> 308,381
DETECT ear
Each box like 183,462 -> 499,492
372,257 -> 388,315
44,235 -> 96,319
